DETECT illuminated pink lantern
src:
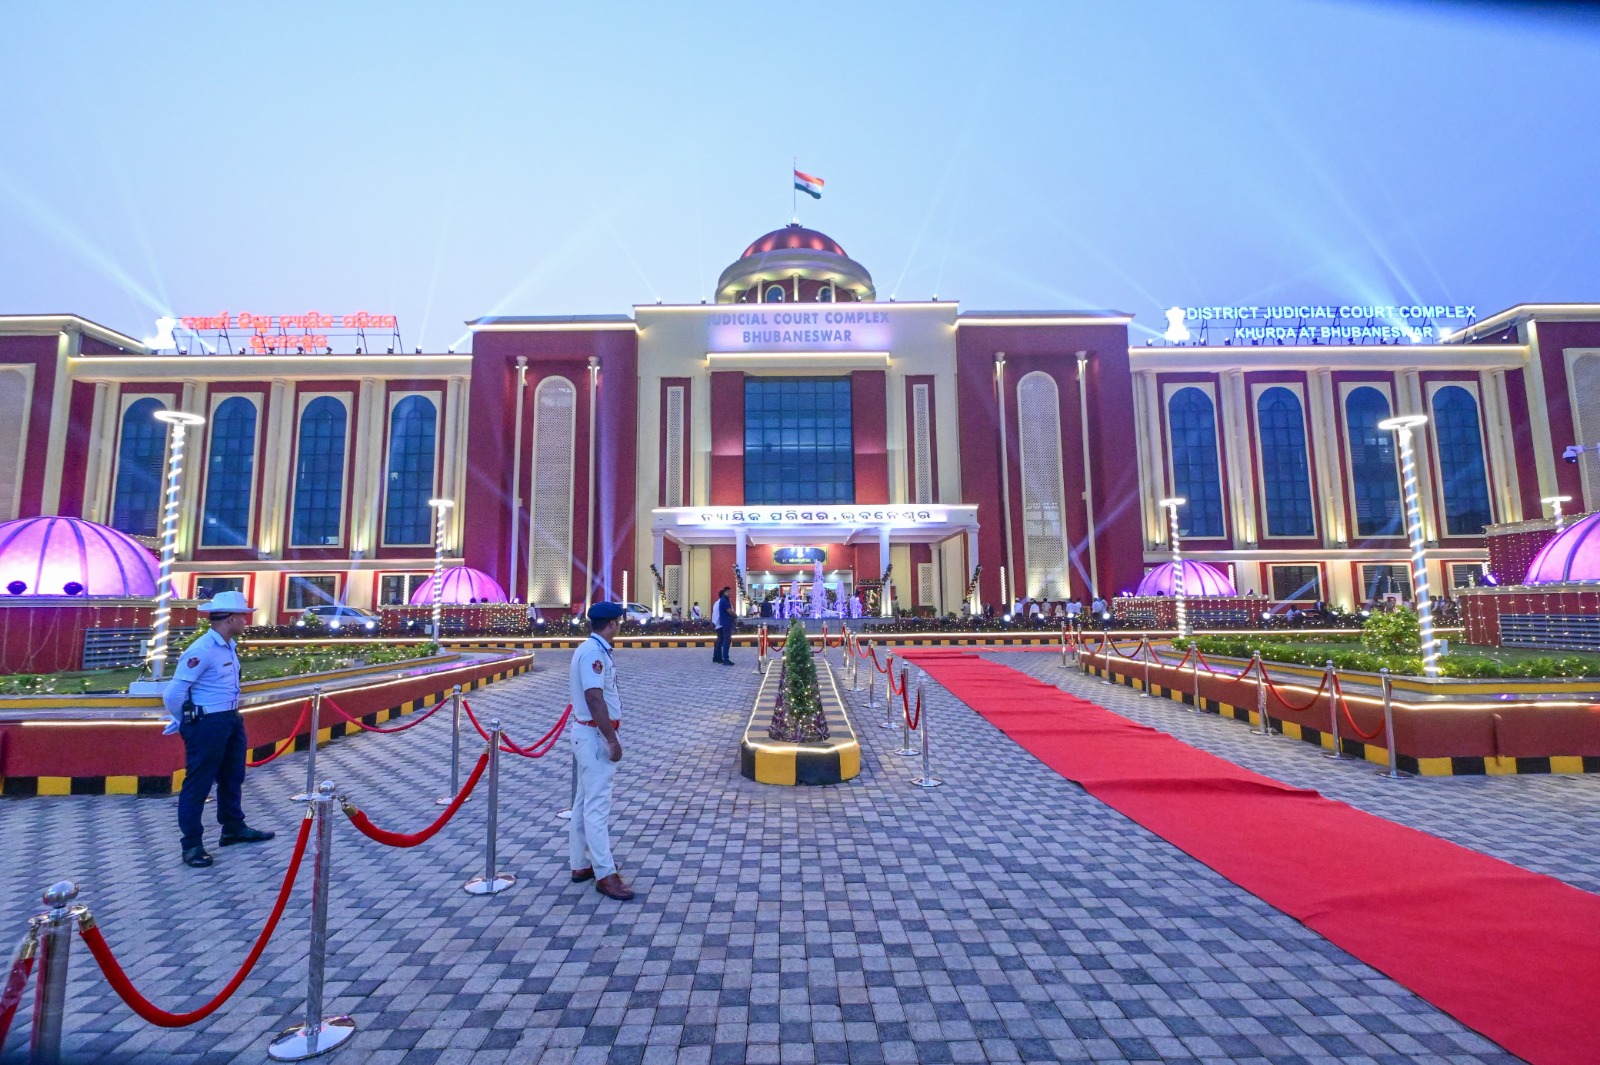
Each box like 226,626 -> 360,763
1524,512 -> 1600,584
1136,560 -> 1237,597
0,516 -> 160,597
408,565 -> 507,605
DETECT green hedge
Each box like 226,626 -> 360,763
1173,636 -> 1595,680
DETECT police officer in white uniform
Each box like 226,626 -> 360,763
162,590 -> 275,868
568,601 -> 635,900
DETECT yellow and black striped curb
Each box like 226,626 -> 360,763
740,658 -> 861,785
1079,658 -> 1600,777
0,658 -> 533,798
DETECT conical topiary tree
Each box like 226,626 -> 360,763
768,620 -> 828,742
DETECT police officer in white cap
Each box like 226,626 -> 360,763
568,600 -> 634,900
162,590 -> 275,868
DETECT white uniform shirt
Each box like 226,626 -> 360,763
160,629 -> 242,733
569,633 -> 621,724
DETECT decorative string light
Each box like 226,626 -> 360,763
1378,415 -> 1439,678
147,410 -> 206,680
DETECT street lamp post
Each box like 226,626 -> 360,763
1158,497 -> 1188,636
1543,494 -> 1573,528
147,410 -> 207,681
428,498 -> 455,641
1377,414 -> 1439,679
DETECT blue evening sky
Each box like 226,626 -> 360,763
2,1 -> 1596,349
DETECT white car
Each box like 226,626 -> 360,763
620,602 -> 654,623
296,605 -> 380,632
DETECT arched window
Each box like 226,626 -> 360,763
110,397 -> 168,536
816,286 -> 834,302
1167,387 -> 1224,537
290,396 -> 348,546
1017,372 -> 1070,599
1344,386 -> 1402,538
1431,385 -> 1493,536
763,286 -> 785,302
1256,387 -> 1315,537
383,395 -> 438,545
200,397 -> 257,547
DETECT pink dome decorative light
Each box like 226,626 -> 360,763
0,516 -> 160,597
1136,560 -> 1237,597
408,566 -> 508,605
1524,512 -> 1600,584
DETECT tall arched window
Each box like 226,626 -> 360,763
1256,387 -> 1315,537
528,377 -> 576,605
1345,386 -> 1402,538
1431,385 -> 1493,536
200,397 -> 258,547
290,396 -> 348,546
1167,387 -> 1224,537
110,397 -> 168,536
1017,372 -> 1070,599
383,395 -> 438,545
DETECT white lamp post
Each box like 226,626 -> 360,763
147,410 -> 206,681
428,498 -> 455,641
1543,494 -> 1573,528
1158,497 -> 1188,636
1377,414 -> 1439,679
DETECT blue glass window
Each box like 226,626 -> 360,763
290,397 -> 348,546
200,397 -> 257,547
1431,385 -> 1493,536
1167,387 -> 1225,537
383,395 -> 438,545
1345,386 -> 1402,538
110,397 -> 167,536
1256,387 -> 1315,537
744,377 -> 854,504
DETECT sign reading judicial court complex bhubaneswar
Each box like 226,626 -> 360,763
708,309 -> 894,351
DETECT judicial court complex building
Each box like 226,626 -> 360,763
2,222 -> 1599,622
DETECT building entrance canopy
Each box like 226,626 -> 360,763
651,504 -> 978,546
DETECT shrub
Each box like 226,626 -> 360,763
1362,609 -> 1421,656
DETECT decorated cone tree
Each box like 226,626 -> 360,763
769,620 -> 828,742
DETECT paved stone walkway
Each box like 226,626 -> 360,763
2,643 -> 1590,1063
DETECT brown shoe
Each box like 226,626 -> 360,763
571,867 -> 595,883
595,873 -> 635,900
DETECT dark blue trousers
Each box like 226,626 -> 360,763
178,710 -> 247,850
713,626 -> 733,662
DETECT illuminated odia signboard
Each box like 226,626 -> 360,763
1163,304 -> 1477,343
707,308 -> 893,351
164,312 -> 400,353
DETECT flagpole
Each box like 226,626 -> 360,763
791,156 -> 797,222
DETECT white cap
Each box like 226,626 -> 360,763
199,590 -> 255,615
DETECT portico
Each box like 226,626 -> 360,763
650,504 -> 979,617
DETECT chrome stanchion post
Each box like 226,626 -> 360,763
556,745 -> 575,821
1323,660 -> 1351,760
1191,650 -> 1201,713
912,682 -> 942,787
268,782 -> 356,1060
1377,668 -> 1408,780
29,881 -> 81,1065
465,723 -> 516,895
1252,652 -> 1271,737
896,670 -> 918,756
1141,636 -> 1152,696
435,684 -> 464,806
291,686 -> 324,803
1060,626 -> 1068,669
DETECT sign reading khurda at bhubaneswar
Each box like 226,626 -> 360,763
174,312 -> 399,353
708,308 -> 894,351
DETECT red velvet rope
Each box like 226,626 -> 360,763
888,666 -> 907,697
1107,640 -> 1145,660
462,699 -> 572,757
0,933 -> 37,1051
1334,677 -> 1385,741
245,699 -> 311,768
324,694 -> 448,734
1263,667 -> 1332,713
78,809 -> 314,1027
901,683 -> 922,731
343,749 -> 491,847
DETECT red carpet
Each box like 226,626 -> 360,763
903,649 -> 1600,1065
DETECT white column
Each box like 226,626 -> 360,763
652,533 -> 666,615
965,528 -> 980,614
735,528 -> 748,613
879,526 -> 892,616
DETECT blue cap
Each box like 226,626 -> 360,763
587,601 -> 625,624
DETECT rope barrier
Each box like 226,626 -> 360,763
901,681 -> 922,731
244,699 -> 310,768
0,923 -> 38,1051
1333,676 -> 1386,741
889,665 -> 908,698
461,699 -> 571,758
323,694 -> 449,734
341,749 -> 491,847
1263,667 -> 1332,713
76,808 -> 315,1027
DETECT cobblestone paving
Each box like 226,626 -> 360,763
2,643 -> 1584,1062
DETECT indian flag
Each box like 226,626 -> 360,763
794,169 -> 824,199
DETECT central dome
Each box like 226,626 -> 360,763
741,225 -> 848,259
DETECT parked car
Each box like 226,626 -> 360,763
620,602 -> 654,623
296,605 -> 381,632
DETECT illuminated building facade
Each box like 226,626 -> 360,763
2,226 -> 1598,619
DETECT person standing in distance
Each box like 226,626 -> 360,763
712,586 -> 735,665
162,590 -> 275,868
569,601 -> 634,900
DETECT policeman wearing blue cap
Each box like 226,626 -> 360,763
568,600 -> 635,900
